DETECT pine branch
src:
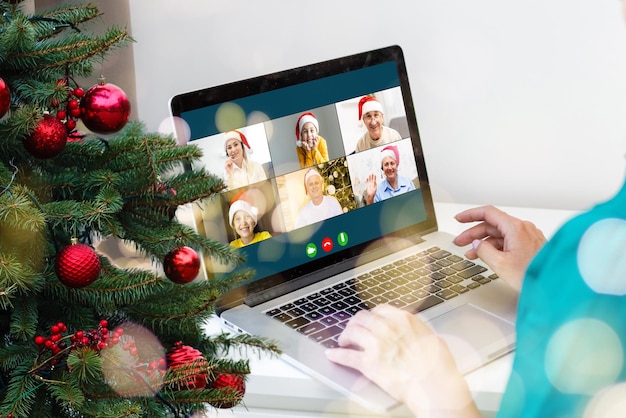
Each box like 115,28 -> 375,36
1,364 -> 42,417
0,1 -> 277,414
9,295 -> 39,342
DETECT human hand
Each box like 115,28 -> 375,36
326,304 -> 479,417
307,136 -> 319,151
224,157 -> 234,173
453,205 -> 546,292
365,173 -> 377,204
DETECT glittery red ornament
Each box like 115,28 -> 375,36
23,114 -> 67,159
0,77 -> 10,118
166,342 -> 208,390
209,373 -> 246,409
163,246 -> 200,284
79,80 -> 130,134
55,242 -> 101,288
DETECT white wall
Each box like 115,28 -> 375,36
128,0 -> 626,211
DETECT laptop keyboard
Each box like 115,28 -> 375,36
264,246 -> 499,348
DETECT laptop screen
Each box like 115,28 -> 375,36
169,45 -> 436,308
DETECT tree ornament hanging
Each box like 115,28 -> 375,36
23,114 -> 68,159
0,77 -> 10,118
79,77 -> 131,134
166,342 -> 208,390
163,246 -> 200,284
55,240 -> 101,288
208,373 -> 246,409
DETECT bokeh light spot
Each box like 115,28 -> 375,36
577,218 -> 626,295
545,318 -> 623,394
247,111 -> 271,137
583,382 -> 626,418
101,322 -> 166,397
158,116 -> 191,146
215,102 -> 246,133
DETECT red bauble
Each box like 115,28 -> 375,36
163,246 -> 200,284
55,243 -> 101,288
23,114 -> 67,159
166,342 -> 208,390
209,373 -> 246,409
0,77 -> 10,118
79,81 -> 130,134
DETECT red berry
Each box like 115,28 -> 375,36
34,336 -> 46,345
100,319 -> 108,328
51,98 -> 60,108
68,99 -> 79,109
51,325 -> 60,334
65,119 -> 76,130
50,334 -> 62,342
58,322 -> 67,332
56,110 -> 67,120
45,340 -> 53,348
75,330 -> 84,339
56,78 -> 67,87
69,107 -> 81,118
74,87 -> 85,98
130,348 -> 138,356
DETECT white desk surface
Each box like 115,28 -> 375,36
203,202 -> 579,418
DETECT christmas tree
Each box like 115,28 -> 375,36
0,1 -> 279,416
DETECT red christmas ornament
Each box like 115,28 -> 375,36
209,373 -> 246,409
166,342 -> 208,390
0,77 -> 10,118
79,79 -> 131,134
23,114 -> 67,159
55,242 -> 101,288
163,246 -> 200,284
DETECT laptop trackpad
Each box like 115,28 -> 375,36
425,303 -> 515,374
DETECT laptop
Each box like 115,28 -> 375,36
169,45 -> 518,413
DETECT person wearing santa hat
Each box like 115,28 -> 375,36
295,112 -> 329,169
228,199 -> 272,248
365,144 -> 415,205
354,95 -> 402,153
223,130 -> 267,190
295,168 -> 343,228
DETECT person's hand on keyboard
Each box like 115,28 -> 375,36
453,205 -> 546,291
326,303 -> 481,417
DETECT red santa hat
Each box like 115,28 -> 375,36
358,96 -> 384,120
224,130 -> 253,154
380,145 -> 399,166
303,168 -> 323,194
295,112 -> 319,147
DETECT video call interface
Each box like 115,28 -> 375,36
176,61 -> 429,284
